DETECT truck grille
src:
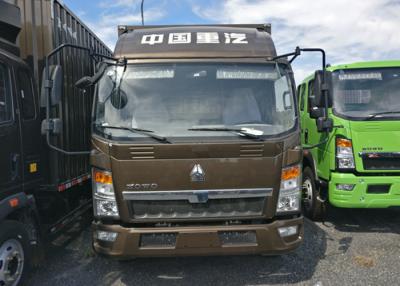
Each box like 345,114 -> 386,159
123,188 -> 271,221
361,153 -> 400,170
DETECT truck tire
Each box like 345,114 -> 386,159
0,220 -> 31,286
302,167 -> 325,221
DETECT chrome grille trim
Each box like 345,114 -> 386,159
122,188 -> 272,203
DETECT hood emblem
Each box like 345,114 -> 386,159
190,164 -> 205,182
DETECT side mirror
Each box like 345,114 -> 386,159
283,91 -> 292,110
40,65 -> 63,107
316,117 -> 333,133
313,70 -> 332,108
309,107 -> 324,119
41,118 -> 63,135
110,89 -> 128,109
75,76 -> 93,89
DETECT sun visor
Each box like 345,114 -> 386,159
114,25 -> 277,59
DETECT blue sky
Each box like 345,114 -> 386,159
63,0 -> 400,82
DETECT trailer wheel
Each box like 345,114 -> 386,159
302,167 -> 325,221
0,221 -> 31,286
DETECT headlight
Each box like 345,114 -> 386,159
92,168 -> 119,218
276,164 -> 301,214
94,198 -> 119,218
336,137 -> 355,170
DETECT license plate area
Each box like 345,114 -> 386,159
138,230 -> 258,249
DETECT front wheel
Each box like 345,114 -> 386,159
302,167 -> 325,221
0,221 -> 31,286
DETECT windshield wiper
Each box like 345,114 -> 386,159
365,111 -> 400,120
96,124 -> 171,144
188,126 -> 263,140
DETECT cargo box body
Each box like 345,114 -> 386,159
7,0 -> 112,189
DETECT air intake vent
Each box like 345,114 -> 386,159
367,184 -> 390,194
240,144 -> 264,157
129,146 -> 155,159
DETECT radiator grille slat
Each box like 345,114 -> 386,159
129,146 -> 155,159
127,197 -> 268,221
240,144 -> 264,157
361,153 -> 400,170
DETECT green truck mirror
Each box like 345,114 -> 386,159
309,106 -> 324,119
316,117 -> 333,133
313,70 -> 332,108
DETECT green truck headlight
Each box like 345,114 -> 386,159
336,137 -> 355,170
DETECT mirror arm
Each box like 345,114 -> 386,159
303,136 -> 329,150
272,46 -> 301,61
297,47 -> 330,119
44,44 -> 96,155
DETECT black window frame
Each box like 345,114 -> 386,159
17,68 -> 36,121
307,79 -> 315,113
0,62 -> 14,126
298,83 -> 306,111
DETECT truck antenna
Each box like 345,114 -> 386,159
141,0 -> 145,26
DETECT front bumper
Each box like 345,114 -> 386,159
92,217 -> 303,258
329,172 -> 400,208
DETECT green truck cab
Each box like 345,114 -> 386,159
298,60 -> 400,219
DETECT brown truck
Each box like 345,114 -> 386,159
82,24 -> 307,258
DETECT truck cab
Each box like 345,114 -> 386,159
89,25 -> 304,257
299,60 -> 400,219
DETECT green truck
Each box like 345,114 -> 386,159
298,60 -> 400,219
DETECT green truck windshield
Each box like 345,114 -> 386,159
94,63 -> 296,140
332,67 -> 400,119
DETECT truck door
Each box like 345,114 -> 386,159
0,60 -> 23,194
302,80 -> 319,147
15,67 -> 41,189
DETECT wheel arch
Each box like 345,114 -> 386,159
1,193 -> 41,243
302,150 -> 318,180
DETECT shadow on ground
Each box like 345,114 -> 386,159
322,206 -> 400,234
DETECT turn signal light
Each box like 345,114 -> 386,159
94,170 -> 113,184
281,165 -> 301,180
9,198 -> 19,208
336,138 -> 352,148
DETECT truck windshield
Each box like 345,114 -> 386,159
94,63 -> 296,140
332,67 -> 400,120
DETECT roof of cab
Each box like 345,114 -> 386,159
300,60 -> 400,84
113,24 -> 277,59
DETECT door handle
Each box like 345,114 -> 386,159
10,153 -> 20,181
304,129 -> 309,144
